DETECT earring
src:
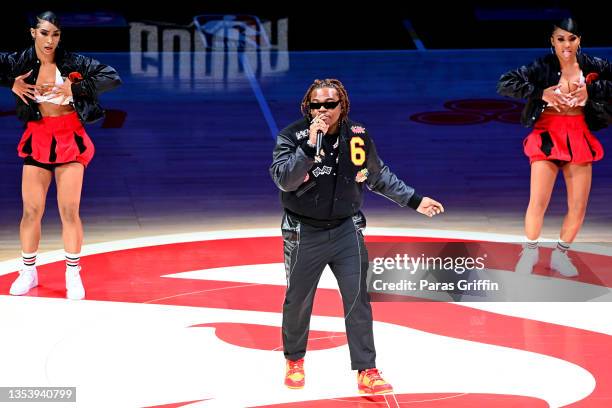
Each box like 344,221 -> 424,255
577,45 -> 582,54
550,46 -> 554,54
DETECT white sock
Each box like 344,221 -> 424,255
526,238 -> 538,250
22,251 -> 37,269
65,252 -> 80,271
556,238 -> 570,254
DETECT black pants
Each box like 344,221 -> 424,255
281,211 -> 376,370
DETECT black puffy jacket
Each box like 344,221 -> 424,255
497,53 -> 611,130
0,46 -> 121,124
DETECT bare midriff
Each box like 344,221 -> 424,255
543,106 -> 583,115
38,102 -> 75,117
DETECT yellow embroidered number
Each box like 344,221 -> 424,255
350,137 -> 366,166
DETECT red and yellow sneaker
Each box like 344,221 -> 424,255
284,358 -> 305,389
357,368 -> 393,394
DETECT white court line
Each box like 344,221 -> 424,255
2,227 -> 609,275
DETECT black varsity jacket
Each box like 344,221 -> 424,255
270,117 -> 423,220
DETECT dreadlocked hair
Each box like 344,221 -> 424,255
300,78 -> 350,123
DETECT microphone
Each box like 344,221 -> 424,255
315,130 -> 324,156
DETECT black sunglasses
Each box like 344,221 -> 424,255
309,100 -> 340,110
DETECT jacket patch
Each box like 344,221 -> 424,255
351,125 -> 366,134
355,168 -> 369,183
295,129 -> 309,140
312,166 -> 332,177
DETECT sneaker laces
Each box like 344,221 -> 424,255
287,359 -> 303,375
362,368 -> 384,383
19,268 -> 34,276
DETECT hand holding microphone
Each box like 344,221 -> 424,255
309,114 -> 329,156
316,130 -> 324,156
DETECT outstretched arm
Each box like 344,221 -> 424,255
415,196 -> 444,218
365,137 -> 444,217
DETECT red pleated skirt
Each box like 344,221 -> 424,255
17,112 -> 94,167
524,113 -> 603,165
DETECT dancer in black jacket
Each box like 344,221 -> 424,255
2,11 -> 121,299
498,17 -> 611,277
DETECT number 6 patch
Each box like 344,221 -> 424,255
350,137 -> 366,166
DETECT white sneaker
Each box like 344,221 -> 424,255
9,267 -> 38,295
550,249 -> 579,277
66,267 -> 85,300
515,247 -> 539,274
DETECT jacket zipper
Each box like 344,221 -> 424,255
296,182 -> 316,197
